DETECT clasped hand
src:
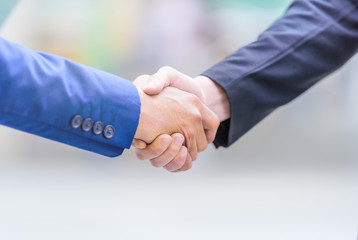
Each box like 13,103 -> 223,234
132,67 -> 220,172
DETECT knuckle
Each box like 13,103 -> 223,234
160,66 -> 173,73
157,146 -> 166,155
134,74 -> 149,82
193,113 -> 202,123
167,147 -> 180,158
186,128 -> 195,139
188,94 -> 201,106
188,112 -> 202,125
151,147 -> 165,157
198,144 -> 208,152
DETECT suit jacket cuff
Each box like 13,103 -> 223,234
202,0 -> 358,148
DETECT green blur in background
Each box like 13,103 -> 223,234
0,1 -> 17,24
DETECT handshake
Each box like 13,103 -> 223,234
132,67 -> 231,173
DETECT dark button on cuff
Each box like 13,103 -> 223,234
103,125 -> 115,139
82,118 -> 94,132
93,121 -> 104,135
71,115 -> 83,129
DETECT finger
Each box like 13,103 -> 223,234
195,118 -> 208,153
163,146 -> 188,172
201,104 -> 220,143
132,139 -> 147,150
143,67 -> 205,101
175,152 -> 193,172
135,134 -> 172,161
143,67 -> 174,95
185,131 -> 198,161
133,74 -> 151,89
150,133 -> 185,168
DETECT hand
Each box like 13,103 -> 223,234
144,67 -> 230,122
133,133 -> 192,172
132,67 -> 229,172
133,76 -> 219,171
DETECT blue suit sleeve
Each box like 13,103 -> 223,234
202,0 -> 358,147
0,38 -> 141,157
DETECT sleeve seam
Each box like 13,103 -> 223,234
224,1 -> 357,89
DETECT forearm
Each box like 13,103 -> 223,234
0,37 -> 141,157
202,0 -> 358,147
195,76 -> 230,122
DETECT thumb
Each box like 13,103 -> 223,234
132,139 -> 147,150
143,67 -> 206,103
143,67 -> 174,95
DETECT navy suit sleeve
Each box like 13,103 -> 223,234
0,38 -> 141,157
202,0 -> 358,147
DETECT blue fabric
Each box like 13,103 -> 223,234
0,38 -> 141,157
202,0 -> 358,147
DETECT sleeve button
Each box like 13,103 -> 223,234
93,121 -> 104,135
70,115 -> 83,129
82,118 -> 94,132
103,125 -> 115,139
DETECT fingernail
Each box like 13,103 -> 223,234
132,140 -> 146,149
174,136 -> 184,147
133,143 -> 146,149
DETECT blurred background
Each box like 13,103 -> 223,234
1,0 -> 358,239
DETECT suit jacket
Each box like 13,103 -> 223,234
203,0 -> 358,148
0,18 -> 140,157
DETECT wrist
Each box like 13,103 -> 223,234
134,86 -> 169,144
195,76 -> 231,122
134,88 -> 153,142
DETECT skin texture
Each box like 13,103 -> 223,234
133,73 -> 220,172
133,67 -> 230,172
195,75 -> 231,122
135,133 -> 190,172
144,67 -> 230,122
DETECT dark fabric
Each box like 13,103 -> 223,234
202,0 -> 358,147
